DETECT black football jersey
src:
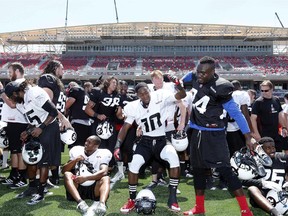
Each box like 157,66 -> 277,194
189,72 -> 233,128
67,86 -> 90,120
89,88 -> 122,122
38,74 -> 66,113
262,153 -> 288,186
0,98 -> 4,121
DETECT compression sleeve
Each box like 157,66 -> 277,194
42,100 -> 58,118
223,99 -> 250,134
181,72 -> 193,82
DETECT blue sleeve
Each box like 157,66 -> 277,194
181,72 -> 193,82
223,99 -> 250,134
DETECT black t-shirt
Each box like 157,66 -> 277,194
67,86 -> 90,120
251,96 -> 282,138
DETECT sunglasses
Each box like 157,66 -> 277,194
261,89 -> 270,92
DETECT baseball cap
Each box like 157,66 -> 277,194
5,81 -> 21,98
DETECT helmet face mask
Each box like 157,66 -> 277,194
22,139 -> 43,165
171,130 -> 188,152
96,121 -> 113,140
266,190 -> 288,215
135,189 -> 156,215
230,148 -> 260,180
0,126 -> 9,148
60,128 -> 77,145
76,160 -> 95,186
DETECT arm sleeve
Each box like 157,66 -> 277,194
223,99 -> 250,134
42,100 -> 58,118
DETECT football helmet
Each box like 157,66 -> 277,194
60,128 -> 77,145
171,130 -> 188,152
76,160 -> 95,186
266,189 -> 288,215
0,123 -> 9,149
96,121 -> 113,140
230,148 -> 260,180
254,144 -> 273,167
22,139 -> 44,165
135,189 -> 157,215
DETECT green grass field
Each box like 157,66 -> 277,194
0,147 -> 266,216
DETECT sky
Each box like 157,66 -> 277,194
1,0 -> 288,33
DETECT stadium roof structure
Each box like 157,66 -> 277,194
1,22 -> 288,46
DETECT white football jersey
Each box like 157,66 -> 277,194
148,82 -> 178,132
1,78 -> 27,123
227,90 -> 251,132
16,86 -> 52,127
148,82 -> 176,93
69,146 -> 112,172
124,89 -> 177,137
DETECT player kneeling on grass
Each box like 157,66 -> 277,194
62,135 -> 112,216
114,81 -> 186,214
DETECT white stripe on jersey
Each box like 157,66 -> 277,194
16,86 -> 52,127
124,89 -> 176,137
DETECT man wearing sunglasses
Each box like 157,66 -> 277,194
251,80 -> 287,152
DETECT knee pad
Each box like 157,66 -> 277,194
160,145 -> 180,168
129,154 -> 145,174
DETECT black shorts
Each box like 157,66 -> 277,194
120,126 -> 136,163
190,129 -> 230,168
134,136 -> 167,166
6,122 -> 28,154
66,182 -> 97,201
226,130 -> 246,157
38,121 -> 61,167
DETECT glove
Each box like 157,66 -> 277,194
114,148 -> 121,161
262,180 -> 282,192
166,74 -> 180,85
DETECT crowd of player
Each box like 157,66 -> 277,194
0,57 -> 287,216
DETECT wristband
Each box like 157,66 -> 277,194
93,112 -> 98,118
115,139 -> 122,150
39,123 -> 46,130
0,89 -> 4,95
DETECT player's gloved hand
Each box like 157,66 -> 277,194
262,180 -> 282,192
166,74 -> 180,85
114,148 -> 121,161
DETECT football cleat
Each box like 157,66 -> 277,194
120,199 -> 135,214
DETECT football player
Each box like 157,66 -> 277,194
62,135 -> 111,216
65,81 -> 91,149
85,76 -> 124,169
4,80 -> 59,205
111,80 -> 138,183
0,62 -> 28,188
38,60 -> 72,186
114,81 -> 186,213
242,137 -> 287,216
181,56 -> 254,216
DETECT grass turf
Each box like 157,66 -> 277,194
0,147 -> 265,215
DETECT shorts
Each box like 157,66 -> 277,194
190,129 -> 230,168
6,122 -> 28,154
38,121 -> 61,167
66,182 -> 97,201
